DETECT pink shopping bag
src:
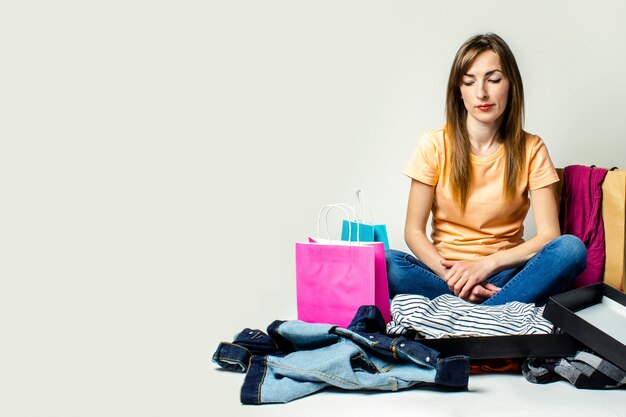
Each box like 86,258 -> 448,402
295,205 -> 390,328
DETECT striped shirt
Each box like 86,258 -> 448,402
386,294 -> 553,338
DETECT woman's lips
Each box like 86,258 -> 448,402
477,104 -> 494,111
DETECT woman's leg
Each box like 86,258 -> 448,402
482,235 -> 587,306
386,249 -> 453,299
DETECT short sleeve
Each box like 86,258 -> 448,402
527,136 -> 559,190
403,131 -> 440,186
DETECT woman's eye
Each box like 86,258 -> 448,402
488,79 -> 502,84
462,81 -> 474,86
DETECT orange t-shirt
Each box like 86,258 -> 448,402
403,128 -> 559,261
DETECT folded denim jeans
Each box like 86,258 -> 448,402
213,305 -> 469,404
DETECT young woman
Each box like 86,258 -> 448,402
387,33 -> 587,306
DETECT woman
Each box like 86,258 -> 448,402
387,33 -> 587,306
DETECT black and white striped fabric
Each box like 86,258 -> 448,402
386,294 -> 553,338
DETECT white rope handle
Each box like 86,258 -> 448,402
316,204 -> 360,243
330,203 -> 361,243
354,189 -> 374,225
317,204 -> 348,241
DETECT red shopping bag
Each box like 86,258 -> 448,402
295,205 -> 390,327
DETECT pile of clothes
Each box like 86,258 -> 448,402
212,295 -> 626,405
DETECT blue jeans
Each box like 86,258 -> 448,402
213,306 -> 469,404
386,235 -> 587,306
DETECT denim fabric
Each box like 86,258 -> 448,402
212,306 -> 469,404
211,328 -> 279,373
386,234 -> 587,306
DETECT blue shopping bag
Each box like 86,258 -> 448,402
340,190 -> 390,250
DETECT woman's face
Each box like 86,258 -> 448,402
459,50 -> 510,128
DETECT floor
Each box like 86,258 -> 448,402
208,362 -> 625,417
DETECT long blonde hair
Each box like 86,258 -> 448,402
445,33 -> 526,211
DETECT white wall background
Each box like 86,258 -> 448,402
2,1 -> 626,416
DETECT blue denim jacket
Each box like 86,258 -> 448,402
213,306 -> 469,404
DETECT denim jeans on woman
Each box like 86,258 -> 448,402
386,234 -> 587,306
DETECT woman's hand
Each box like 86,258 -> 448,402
440,258 -> 498,301
466,282 -> 500,303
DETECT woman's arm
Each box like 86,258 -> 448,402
487,184 -> 561,268
405,179 -> 501,301
444,184 -> 561,299
404,179 -> 448,279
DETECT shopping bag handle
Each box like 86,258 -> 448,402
317,204 -> 360,243
354,189 -> 375,225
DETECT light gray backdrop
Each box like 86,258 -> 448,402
3,1 -> 625,416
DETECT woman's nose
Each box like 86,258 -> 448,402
476,82 -> 488,99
